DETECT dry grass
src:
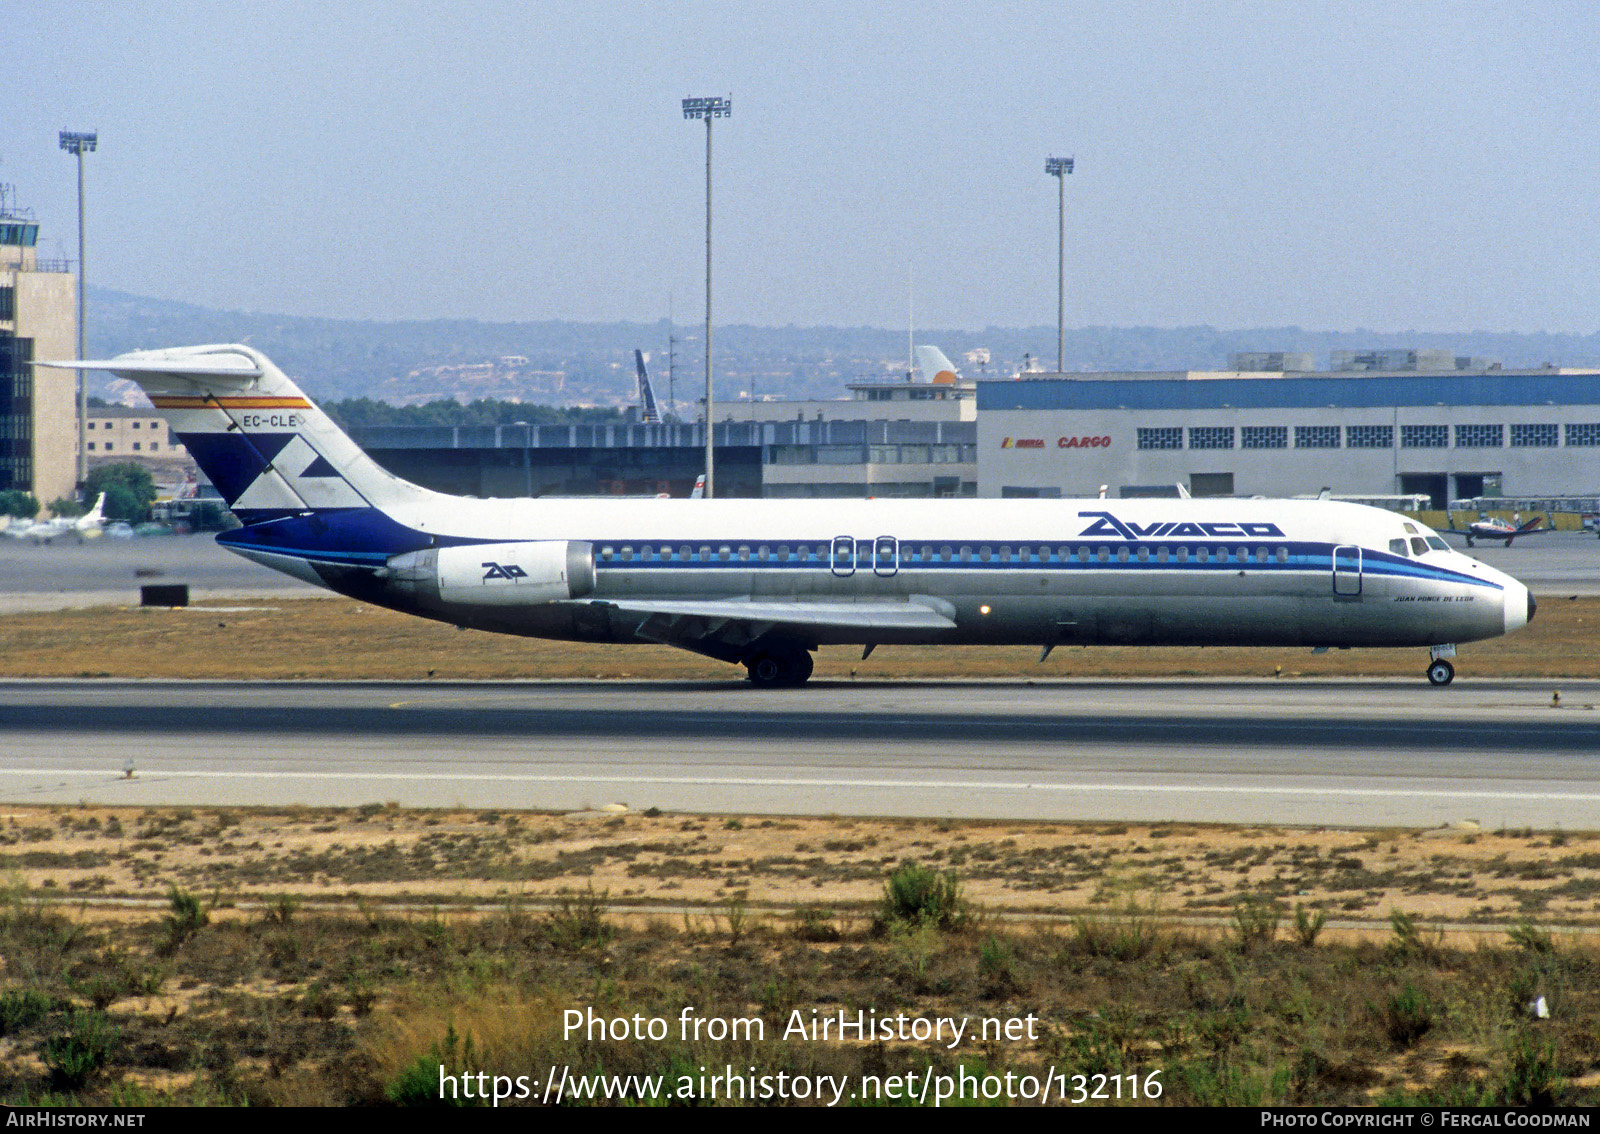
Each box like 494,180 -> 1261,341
1,832 -> 1598,1107
5,806 -> 1600,930
0,593 -> 1596,680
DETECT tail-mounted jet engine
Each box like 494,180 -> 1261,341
385,541 -> 595,605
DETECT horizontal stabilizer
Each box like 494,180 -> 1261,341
40,354 -> 263,381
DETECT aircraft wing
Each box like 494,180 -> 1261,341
596,597 -> 957,633
591,596 -> 957,658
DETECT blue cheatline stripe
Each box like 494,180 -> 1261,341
221,512 -> 1503,592
583,540 -> 1501,591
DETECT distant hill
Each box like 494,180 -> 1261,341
83,286 -> 1600,407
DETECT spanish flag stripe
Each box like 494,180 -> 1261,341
149,396 -> 312,409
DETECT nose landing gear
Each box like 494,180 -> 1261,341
1426,644 -> 1457,686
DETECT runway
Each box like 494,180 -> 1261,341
4,678 -> 1599,828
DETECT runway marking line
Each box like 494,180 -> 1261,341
2,768 -> 1599,803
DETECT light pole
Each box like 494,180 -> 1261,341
1046,155 -> 1073,375
681,95 -> 730,498
59,131 -> 97,493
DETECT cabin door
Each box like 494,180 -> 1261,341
872,536 -> 899,578
831,536 -> 857,578
1332,545 -> 1363,598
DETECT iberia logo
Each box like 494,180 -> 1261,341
1000,437 -> 1047,449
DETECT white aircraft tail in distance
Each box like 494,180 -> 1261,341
913,345 -> 961,384
46,345 -> 1535,687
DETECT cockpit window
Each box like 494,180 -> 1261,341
1389,538 -> 1409,557
1426,536 -> 1449,551
1403,522 -> 1420,535
1410,537 -> 1429,556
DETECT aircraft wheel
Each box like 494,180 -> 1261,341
745,647 -> 812,687
1426,659 -> 1455,686
747,654 -> 785,687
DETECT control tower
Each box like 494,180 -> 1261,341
0,184 -> 76,509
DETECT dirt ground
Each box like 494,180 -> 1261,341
0,593 -> 1596,680
3,805 -> 1597,936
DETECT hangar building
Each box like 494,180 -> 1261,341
979,359 -> 1600,507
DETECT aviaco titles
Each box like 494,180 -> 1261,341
51,346 -> 1533,687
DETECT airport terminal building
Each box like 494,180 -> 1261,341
979,358 -> 1600,507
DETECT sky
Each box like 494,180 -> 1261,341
7,1 -> 1599,334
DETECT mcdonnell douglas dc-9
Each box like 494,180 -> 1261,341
49,345 -> 1534,687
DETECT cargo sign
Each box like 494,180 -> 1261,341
999,436 -> 1112,450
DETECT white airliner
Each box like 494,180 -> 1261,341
4,493 -> 106,543
48,345 -> 1534,687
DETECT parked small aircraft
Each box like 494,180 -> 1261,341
1441,514 -> 1557,548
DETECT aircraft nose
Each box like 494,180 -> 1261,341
1503,577 -> 1532,635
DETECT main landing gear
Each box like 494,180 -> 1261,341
744,645 -> 814,688
1426,644 -> 1457,686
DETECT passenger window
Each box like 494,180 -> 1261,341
757,545 -> 769,560
1078,546 -> 1090,562
1276,547 -> 1288,563
1197,547 -> 1210,562
1097,547 -> 1110,563
1177,547 -> 1189,562
940,545 -> 952,561
1255,547 -> 1267,563
1156,546 -> 1169,563
1136,546 -> 1149,562
601,546 -> 614,560
738,546 -> 750,561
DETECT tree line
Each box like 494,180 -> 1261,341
323,397 -> 627,431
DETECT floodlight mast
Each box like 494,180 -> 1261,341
1046,155 -> 1073,375
681,96 -> 730,498
59,131 -> 97,492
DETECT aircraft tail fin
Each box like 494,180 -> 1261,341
80,492 -> 105,526
634,349 -> 660,423
690,473 -> 706,499
42,345 -> 437,525
913,345 -> 961,385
